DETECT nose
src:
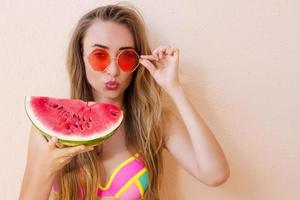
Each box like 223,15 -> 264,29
105,57 -> 119,77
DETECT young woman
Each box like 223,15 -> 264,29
20,3 -> 230,200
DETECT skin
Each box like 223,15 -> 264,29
81,20 -> 141,180
81,20 -> 230,188
82,20 -> 134,107
20,19 -> 230,200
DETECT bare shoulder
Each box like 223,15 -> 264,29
48,188 -> 58,200
48,168 -> 60,200
48,177 -> 59,200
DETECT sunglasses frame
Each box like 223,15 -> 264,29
86,48 -> 140,73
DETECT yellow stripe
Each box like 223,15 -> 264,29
98,153 -> 139,190
115,168 -> 147,198
136,180 -> 145,198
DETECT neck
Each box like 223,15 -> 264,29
96,121 -> 128,159
92,89 -> 125,110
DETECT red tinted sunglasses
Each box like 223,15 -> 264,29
86,48 -> 140,73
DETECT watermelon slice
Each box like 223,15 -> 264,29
24,96 -> 123,146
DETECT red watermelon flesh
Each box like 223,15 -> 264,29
25,96 -> 123,146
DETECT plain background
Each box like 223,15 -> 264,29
0,0 -> 299,199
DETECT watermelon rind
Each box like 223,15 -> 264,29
24,96 -> 123,146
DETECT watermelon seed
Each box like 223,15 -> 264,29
58,109 -> 65,114
86,122 -> 91,129
73,113 -> 76,118
83,116 -> 86,122
53,104 -> 58,108
73,122 -> 79,128
110,109 -> 118,116
58,106 -> 64,110
111,111 -> 117,116
88,118 -> 92,122
80,124 -> 84,131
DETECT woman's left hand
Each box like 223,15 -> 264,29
139,45 -> 181,94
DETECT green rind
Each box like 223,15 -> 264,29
30,119 -> 119,147
24,96 -> 122,146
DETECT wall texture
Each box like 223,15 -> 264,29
0,0 -> 299,199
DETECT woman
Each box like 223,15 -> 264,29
20,3 -> 230,200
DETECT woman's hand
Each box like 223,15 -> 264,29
19,126 -> 94,200
139,45 -> 181,94
32,129 -> 94,176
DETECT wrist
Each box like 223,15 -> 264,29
34,163 -> 57,179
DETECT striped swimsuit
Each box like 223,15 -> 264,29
52,153 -> 149,199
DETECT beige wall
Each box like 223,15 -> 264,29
0,0 -> 299,199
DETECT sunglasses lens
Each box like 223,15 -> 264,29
118,49 -> 139,72
88,49 -> 110,71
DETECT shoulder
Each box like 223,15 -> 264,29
48,190 -> 58,200
49,173 -> 60,199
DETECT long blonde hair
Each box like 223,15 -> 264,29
55,3 -> 171,200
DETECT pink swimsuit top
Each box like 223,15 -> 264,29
52,153 -> 149,200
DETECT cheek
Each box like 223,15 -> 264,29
84,65 -> 103,89
121,74 -> 134,89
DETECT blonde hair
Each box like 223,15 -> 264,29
55,3 -> 171,200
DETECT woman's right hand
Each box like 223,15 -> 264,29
19,125 -> 95,200
30,126 -> 94,176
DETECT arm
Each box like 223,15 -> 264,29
140,45 -> 230,186
19,125 -> 57,200
163,86 -> 230,187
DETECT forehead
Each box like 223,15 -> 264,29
82,20 -> 135,51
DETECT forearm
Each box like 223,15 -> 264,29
19,168 -> 55,200
168,86 -> 229,178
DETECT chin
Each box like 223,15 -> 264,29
101,90 -> 124,100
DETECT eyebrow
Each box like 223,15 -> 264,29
92,44 -> 135,50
